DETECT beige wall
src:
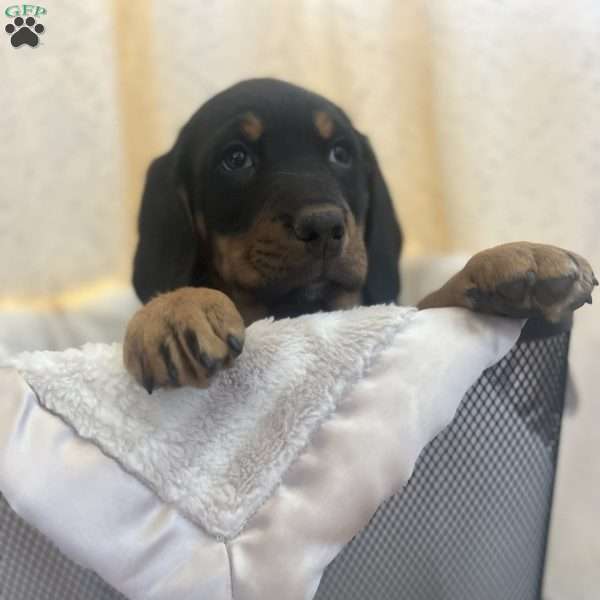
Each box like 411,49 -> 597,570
2,0 -> 598,300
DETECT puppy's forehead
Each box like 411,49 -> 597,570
236,106 -> 344,146
222,81 -> 348,130
237,106 -> 339,141
189,79 -> 354,152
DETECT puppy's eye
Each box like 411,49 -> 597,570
221,144 -> 253,171
329,143 -> 352,167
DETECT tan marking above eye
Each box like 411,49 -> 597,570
314,110 -> 335,140
240,112 -> 263,141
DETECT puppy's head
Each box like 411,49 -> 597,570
134,79 -> 402,321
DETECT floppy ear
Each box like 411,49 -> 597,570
132,142 -> 199,304
359,134 -> 403,305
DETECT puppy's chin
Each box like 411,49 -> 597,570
246,254 -> 366,302
264,282 -> 363,319
300,281 -> 329,303
222,265 -> 365,323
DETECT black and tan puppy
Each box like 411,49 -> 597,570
124,78 -> 597,392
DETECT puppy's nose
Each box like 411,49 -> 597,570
293,208 -> 346,256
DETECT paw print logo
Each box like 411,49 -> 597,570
5,16 -> 44,48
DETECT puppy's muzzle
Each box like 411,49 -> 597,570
292,206 -> 346,259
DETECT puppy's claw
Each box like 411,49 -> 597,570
593,276 -> 599,286
227,334 -> 244,356
184,328 -> 202,363
199,351 -> 216,375
159,343 -> 179,386
142,373 -> 154,395
139,360 -> 154,394
586,295 -> 593,305
526,270 -> 537,286
209,359 -> 223,377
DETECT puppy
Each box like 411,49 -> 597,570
124,78 -> 596,392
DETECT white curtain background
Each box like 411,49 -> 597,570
1,1 -> 599,597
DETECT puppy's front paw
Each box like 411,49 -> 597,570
123,287 -> 245,392
463,242 -> 597,321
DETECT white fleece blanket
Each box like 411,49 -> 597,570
0,306 -> 523,600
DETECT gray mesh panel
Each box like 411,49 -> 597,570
0,494 -> 124,599
316,330 -> 569,600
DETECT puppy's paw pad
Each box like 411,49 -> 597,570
530,245 -> 596,319
496,272 -> 536,303
465,242 -> 596,321
533,275 -> 576,306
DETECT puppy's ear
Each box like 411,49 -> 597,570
359,134 -> 403,305
132,140 -> 199,303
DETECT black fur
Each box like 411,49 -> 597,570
360,134 -> 403,304
133,78 -> 403,315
